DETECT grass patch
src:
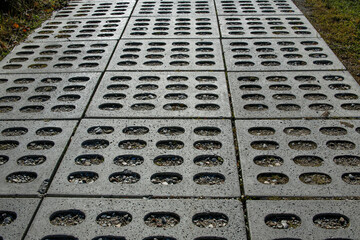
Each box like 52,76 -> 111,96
0,0 -> 68,60
296,0 -> 360,83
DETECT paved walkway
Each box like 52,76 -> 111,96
0,0 -> 359,239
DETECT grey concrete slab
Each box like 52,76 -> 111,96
27,18 -> 127,42
0,198 -> 40,239
122,16 -> 220,39
247,200 -> 360,240
236,119 -> 360,197
49,119 -> 240,197
219,15 -> 320,38
86,72 -> 231,118
0,73 -> 101,119
215,0 -> 302,15
0,120 -> 77,196
133,0 -> 216,17
0,41 -> 117,73
26,198 -> 246,240
229,71 -> 360,119
223,38 -> 345,71
53,1 -> 136,19
107,39 -> 225,71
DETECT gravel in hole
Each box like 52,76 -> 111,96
92,237 -> 125,240
248,127 -> 275,136
0,211 -> 17,226
194,127 -> 221,136
293,156 -> 323,167
113,155 -> 144,166
109,170 -> 140,184
192,213 -> 228,228
319,127 -> 347,136
342,173 -> 360,185
68,171 -> 99,184
158,127 -> 185,136
151,173 -> 182,185
123,126 -> 149,135
194,173 -> 225,185
82,139 -> 109,149
87,126 -> 114,135
36,127 -> 62,136
144,212 -> 180,229
194,141 -> 222,150
288,141 -> 317,150
17,155 -> 46,166
2,127 -> 28,136
244,104 -> 268,111
154,155 -> 183,166
131,103 -> 155,111
0,155 -> 9,165
299,173 -> 332,185
284,127 -> 311,136
156,140 -> 184,150
334,155 -> 360,166
265,214 -> 301,229
254,155 -> 283,167
251,141 -> 279,150
75,155 -> 104,166
257,173 -> 289,185
96,212 -> 132,227
27,140 -> 54,150
6,171 -> 37,183
50,210 -> 85,226
326,141 -> 355,150
143,237 -> 176,240
41,235 -> 78,240
313,214 -> 349,229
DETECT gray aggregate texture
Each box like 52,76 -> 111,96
0,73 -> 101,119
247,200 -> 360,240
0,120 -> 77,196
0,41 -> 117,73
219,15 -> 320,38
107,39 -> 225,71
236,119 -> 360,197
122,16 -> 220,39
86,71 -> 231,118
223,38 -> 345,71
53,1 -> 136,19
0,198 -> 40,239
49,119 -> 240,197
133,0 -> 216,16
215,0 -> 302,15
27,18 -> 128,42
26,198 -> 246,240
228,71 -> 360,119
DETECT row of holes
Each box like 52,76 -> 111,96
240,103 -> 360,112
250,140 -> 357,151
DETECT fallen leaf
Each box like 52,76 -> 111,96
13,23 -> 19,29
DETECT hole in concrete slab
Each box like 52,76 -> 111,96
293,156 -> 323,167
299,84 -> 321,91
2,127 -> 28,136
20,105 -> 44,113
131,103 -> 155,111
192,213 -> 228,228
114,155 -> 144,166
304,93 -> 327,100
103,93 -> 126,100
194,173 -> 225,185
251,141 -> 279,150
0,155 -> 9,165
107,84 -> 129,90
7,86 -> 28,93
134,93 -> 157,100
123,126 -> 149,135
319,127 -> 347,136
248,127 -> 275,136
242,94 -> 265,101
151,172 -> 182,185
163,103 -> 187,111
329,84 -> 350,90
41,235 -> 79,240
51,105 -> 76,112
194,155 -> 224,167
342,173 -> 360,185
313,214 -> 349,229
194,141 -> 222,150
334,155 -> 360,166
335,93 -> 358,100
283,127 -> 311,136
272,94 -> 296,100
244,104 -> 268,111
96,212 -> 132,228
341,103 -> 360,111
0,106 -> 13,113
157,140 -> 184,150
237,76 -> 259,82
68,171 -> 99,184
82,139 -> 109,149
326,141 -> 355,150
276,104 -> 300,111
265,214 -> 301,229
194,127 -> 221,136
17,155 -> 46,166
195,104 -> 220,111
99,103 -> 123,111
254,155 -> 283,167
119,140 -> 146,150
88,126 -> 114,135
35,86 -> 56,92
289,141 -> 317,150
299,173 -> 332,185
75,155 -> 104,166
0,211 -> 17,225
165,93 -> 188,100
143,237 -> 176,240
144,212 -> 180,228
50,210 -> 85,226
257,173 -> 289,185
0,141 -> 19,150
309,103 -> 334,111
158,127 -> 185,136
58,94 -> 81,102
154,155 -> 183,166
6,171 -> 37,183
36,127 -> 62,136
27,140 -> 54,150
109,171 -> 140,184
0,96 -> 21,103
194,238 -> 226,240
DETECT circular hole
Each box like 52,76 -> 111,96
299,173 -> 332,185
109,171 -> 140,184
50,210 -> 85,226
96,211 -> 132,227
144,212 -> 180,228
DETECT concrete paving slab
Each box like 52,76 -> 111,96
133,0 -> 216,17
107,39 -> 225,71
53,1 -> 136,19
223,38 -> 345,71
228,71 -> 360,119
215,0 -> 302,15
26,198 -> 246,240
219,15 -> 320,38
49,119 -> 240,197
86,71 -> 231,118
0,120 -> 77,196
27,18 -> 127,42
0,198 -> 40,239
0,41 -> 117,73
122,16 -> 220,39
0,73 -> 101,119
236,119 -> 360,197
247,200 -> 360,240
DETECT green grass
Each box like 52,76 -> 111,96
305,0 -> 360,81
0,0 -> 68,60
